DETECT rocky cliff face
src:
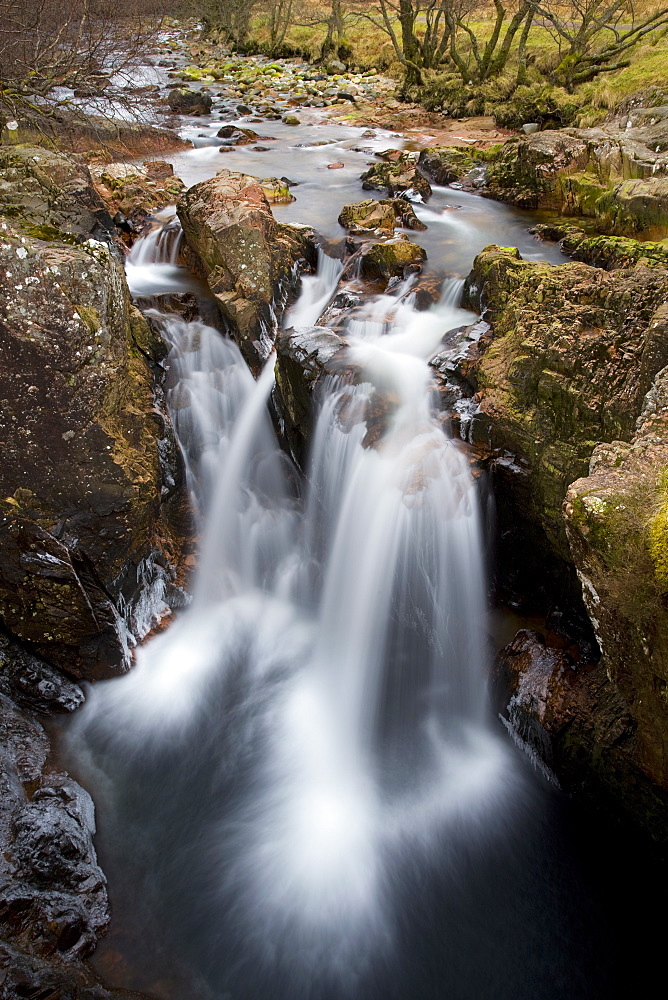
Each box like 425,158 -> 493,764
0,142 -> 186,995
464,239 -> 668,839
177,169 -> 316,369
0,222 -> 184,680
485,106 -> 668,236
464,244 -> 668,567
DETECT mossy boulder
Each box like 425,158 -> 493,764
0,146 -> 113,239
90,161 -> 186,222
417,147 -> 481,186
177,170 -> 316,368
338,198 -> 426,234
463,245 -> 668,566
485,115 -> 668,236
0,224 -> 184,679
562,232 -> 668,271
358,236 -> 427,282
258,177 -> 296,204
360,154 -> 432,200
167,88 -> 213,116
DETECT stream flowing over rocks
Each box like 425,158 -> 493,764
1,36 -> 667,1000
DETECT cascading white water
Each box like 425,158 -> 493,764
69,227 -> 520,997
125,210 -> 199,297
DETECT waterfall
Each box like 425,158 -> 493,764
125,213 -> 199,297
69,230 -> 517,998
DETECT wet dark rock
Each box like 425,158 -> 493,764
0,631 -> 83,715
0,687 -> 151,997
167,88 -> 212,116
496,629 -> 668,841
0,943 -> 150,999
236,104 -> 252,114
216,126 -> 259,144
274,327 -> 347,467
113,211 -> 134,233
0,696 -> 107,956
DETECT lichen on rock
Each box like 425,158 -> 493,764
177,169 -> 317,368
0,222 -> 184,679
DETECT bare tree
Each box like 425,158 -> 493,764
189,0 -> 259,44
355,0 -> 533,87
356,0 -> 455,85
445,0 -> 535,85
0,0 -> 166,126
265,0 -> 296,52
528,0 -> 668,90
321,0 -> 345,58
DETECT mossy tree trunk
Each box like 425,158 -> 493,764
321,0 -> 345,59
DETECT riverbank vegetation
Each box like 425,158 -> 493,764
183,0 -> 668,126
2,0 -> 668,134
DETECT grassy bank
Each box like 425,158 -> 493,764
239,5 -> 668,126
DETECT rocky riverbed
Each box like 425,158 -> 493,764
1,31 -> 668,996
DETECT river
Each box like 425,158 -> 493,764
60,87 -> 640,1000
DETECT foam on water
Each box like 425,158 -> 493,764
69,229 -> 526,997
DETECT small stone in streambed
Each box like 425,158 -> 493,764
328,162 -> 345,170
283,115 -> 300,126
236,104 -> 252,114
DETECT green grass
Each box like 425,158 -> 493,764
242,9 -> 668,118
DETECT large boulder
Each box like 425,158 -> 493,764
485,110 -> 668,235
0,145 -> 114,239
338,198 -> 426,234
167,87 -> 213,116
0,223 -> 184,679
177,169 -> 316,367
